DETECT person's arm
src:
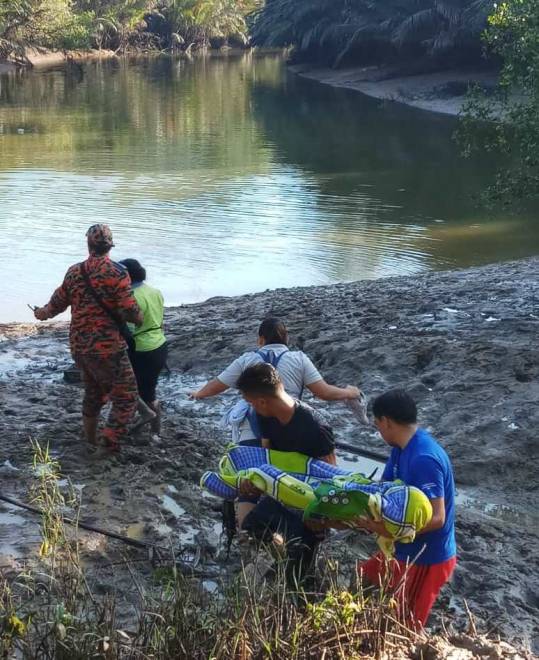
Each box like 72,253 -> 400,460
409,456 -> 446,533
349,517 -> 393,537
34,272 -> 72,320
190,378 -> 229,400
381,453 -> 395,482
307,379 -> 360,401
416,497 -> 445,534
301,353 -> 360,401
238,479 -> 262,498
310,416 -> 337,464
190,354 -> 248,399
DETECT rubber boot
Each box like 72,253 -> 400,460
130,397 -> 157,432
83,415 -> 98,445
149,401 -> 161,435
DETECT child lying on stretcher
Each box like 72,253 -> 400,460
201,445 -> 433,557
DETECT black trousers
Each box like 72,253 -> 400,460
242,497 -> 320,584
128,342 -> 168,404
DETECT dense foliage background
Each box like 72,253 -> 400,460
458,0 -> 539,202
0,0 -> 259,60
251,0 -> 495,70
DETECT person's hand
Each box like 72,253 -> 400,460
188,391 -> 201,400
345,385 -> 361,399
350,516 -> 387,536
33,307 -> 49,321
238,479 -> 262,498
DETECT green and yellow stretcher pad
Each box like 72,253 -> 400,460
200,446 -> 432,556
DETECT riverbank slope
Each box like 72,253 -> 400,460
1,257 -> 538,652
0,47 -> 118,72
290,63 -> 499,116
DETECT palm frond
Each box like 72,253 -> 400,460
252,0 -> 493,68
392,8 -> 440,47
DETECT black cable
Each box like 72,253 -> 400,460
334,442 -> 388,464
0,493 -> 201,573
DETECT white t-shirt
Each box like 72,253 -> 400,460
217,343 -> 322,399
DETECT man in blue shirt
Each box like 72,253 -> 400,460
358,389 -> 457,629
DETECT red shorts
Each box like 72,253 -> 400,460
358,552 -> 457,629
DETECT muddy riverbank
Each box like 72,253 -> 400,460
0,48 -> 118,72
290,64 -> 500,116
1,257 -> 538,653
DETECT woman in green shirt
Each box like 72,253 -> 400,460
120,259 -> 167,434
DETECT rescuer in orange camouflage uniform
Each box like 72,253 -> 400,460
34,224 -> 143,451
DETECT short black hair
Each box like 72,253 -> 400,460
237,363 -> 282,397
258,317 -> 288,345
372,389 -> 417,424
119,258 -> 146,283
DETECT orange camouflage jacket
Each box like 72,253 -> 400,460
44,255 -> 142,356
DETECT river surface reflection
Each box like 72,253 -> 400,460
0,53 -> 537,322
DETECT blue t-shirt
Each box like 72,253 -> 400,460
382,428 -> 456,565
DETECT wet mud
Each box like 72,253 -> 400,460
0,257 -> 538,652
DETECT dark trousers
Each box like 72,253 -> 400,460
128,342 -> 168,404
242,497 -> 320,585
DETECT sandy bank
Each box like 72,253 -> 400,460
0,47 -> 117,72
1,258 -> 538,653
290,64 -> 499,117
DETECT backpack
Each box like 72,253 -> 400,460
246,348 -> 291,439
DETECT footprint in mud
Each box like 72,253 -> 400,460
415,346 -> 436,371
421,374 -> 438,387
514,365 -> 535,383
525,589 -> 539,610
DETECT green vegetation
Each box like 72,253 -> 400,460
0,443 -> 420,659
251,0 -> 494,70
0,0 -> 259,61
458,0 -> 539,202
0,443 -> 524,658
0,0 -> 92,60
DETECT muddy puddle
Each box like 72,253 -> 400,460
0,502 -> 40,561
0,332 -> 70,379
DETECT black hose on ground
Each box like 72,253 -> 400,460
0,492 -> 207,575
334,442 -> 387,464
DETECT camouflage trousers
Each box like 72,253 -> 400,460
75,350 -> 138,445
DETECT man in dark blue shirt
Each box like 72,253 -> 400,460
358,389 -> 457,629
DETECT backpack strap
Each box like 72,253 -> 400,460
256,348 -> 289,368
80,262 -> 135,351
255,348 -> 306,400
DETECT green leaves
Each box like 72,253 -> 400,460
0,0 -> 256,54
459,0 -> 539,202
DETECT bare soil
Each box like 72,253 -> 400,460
0,257 -> 538,654
290,64 -> 500,116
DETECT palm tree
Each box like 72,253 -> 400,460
251,0 -> 495,69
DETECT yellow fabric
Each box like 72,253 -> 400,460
128,283 -> 166,352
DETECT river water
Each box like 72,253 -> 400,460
1,52 -> 538,323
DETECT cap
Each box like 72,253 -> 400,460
86,224 -> 114,250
